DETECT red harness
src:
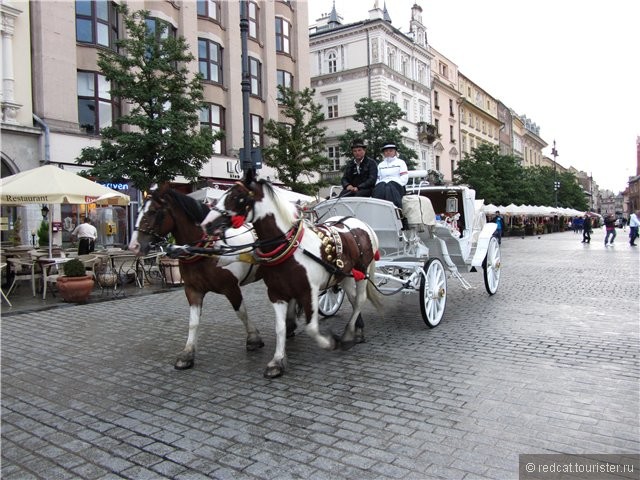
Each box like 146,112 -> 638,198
254,222 -> 305,266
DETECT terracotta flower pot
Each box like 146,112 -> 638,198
56,275 -> 95,303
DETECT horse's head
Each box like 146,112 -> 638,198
129,188 -> 174,255
201,179 -> 258,236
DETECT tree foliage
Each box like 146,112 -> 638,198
262,86 -> 330,195
454,144 -> 588,209
76,5 -> 217,192
338,98 -> 417,168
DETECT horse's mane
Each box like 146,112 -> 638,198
164,189 -> 210,223
259,180 -> 298,225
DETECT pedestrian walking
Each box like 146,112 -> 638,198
582,213 -> 592,244
629,211 -> 639,246
604,214 -> 616,246
492,211 -> 504,245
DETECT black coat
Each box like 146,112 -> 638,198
341,156 -> 378,191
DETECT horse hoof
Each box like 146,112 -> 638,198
286,329 -> 296,338
340,339 -> 356,351
174,359 -> 194,370
263,366 -> 284,378
331,333 -> 342,350
246,339 -> 265,351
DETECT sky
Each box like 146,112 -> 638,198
307,0 -> 640,193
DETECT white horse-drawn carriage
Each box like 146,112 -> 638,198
313,173 -> 502,327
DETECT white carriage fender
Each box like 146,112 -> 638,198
471,223 -> 498,268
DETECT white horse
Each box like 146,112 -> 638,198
201,171 -> 383,378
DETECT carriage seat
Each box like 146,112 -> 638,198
402,195 -> 436,231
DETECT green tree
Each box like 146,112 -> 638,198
453,144 -> 525,205
76,5 -> 217,192
262,86 -> 330,195
338,98 -> 417,168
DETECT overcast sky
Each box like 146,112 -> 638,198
307,0 -> 640,193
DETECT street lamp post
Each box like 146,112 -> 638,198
551,140 -> 559,207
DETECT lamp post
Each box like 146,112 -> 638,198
551,140 -> 559,207
41,204 -> 49,219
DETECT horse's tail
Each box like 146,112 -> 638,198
366,258 -> 383,310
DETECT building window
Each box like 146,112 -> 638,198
76,0 -> 118,48
401,56 -> 408,76
390,93 -> 396,104
460,107 -> 466,123
145,17 -> 176,41
197,0 -> 219,21
419,103 -> 426,122
439,61 -> 448,78
200,104 -> 225,154
387,47 -> 395,69
449,125 -> 455,142
277,70 -> 293,102
434,118 -> 440,135
451,159 -> 455,176
198,39 -> 223,84
328,146 -> 340,171
435,155 -> 440,171
434,90 -> 439,110
275,17 -> 291,54
77,71 -> 117,134
248,1 -> 258,39
250,114 -> 263,147
449,99 -> 454,117
403,99 -> 410,119
327,51 -> 337,73
327,96 -> 338,119
249,57 -> 262,97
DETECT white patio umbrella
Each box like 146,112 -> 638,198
0,165 -> 130,257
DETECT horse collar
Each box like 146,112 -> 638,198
254,221 -> 304,266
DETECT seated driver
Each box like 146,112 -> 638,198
339,139 -> 378,197
372,142 -> 408,209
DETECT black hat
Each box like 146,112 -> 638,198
381,142 -> 397,151
351,139 -> 367,149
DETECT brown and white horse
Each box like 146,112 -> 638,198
128,184 -> 297,370
201,171 -> 382,378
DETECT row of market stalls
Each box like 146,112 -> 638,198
481,203 -> 586,218
480,203 -> 600,236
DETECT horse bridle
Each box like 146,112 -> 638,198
137,194 -> 177,242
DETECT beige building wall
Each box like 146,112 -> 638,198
23,0 -> 309,183
429,46 -> 461,183
458,73 -> 500,157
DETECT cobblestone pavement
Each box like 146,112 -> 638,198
2,229 -> 639,479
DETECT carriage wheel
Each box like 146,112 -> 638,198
483,236 -> 501,295
318,286 -> 345,317
419,258 -> 447,328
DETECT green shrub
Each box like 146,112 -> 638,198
62,258 -> 87,277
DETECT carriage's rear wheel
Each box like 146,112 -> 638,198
318,286 -> 345,317
419,258 -> 447,328
482,236 -> 501,295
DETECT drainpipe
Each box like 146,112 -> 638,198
32,114 -> 50,164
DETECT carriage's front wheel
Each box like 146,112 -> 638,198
318,286 -> 345,317
419,258 -> 447,328
483,236 -> 501,295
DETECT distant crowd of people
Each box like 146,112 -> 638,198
578,211 -> 639,247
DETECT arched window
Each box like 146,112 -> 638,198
327,50 -> 337,74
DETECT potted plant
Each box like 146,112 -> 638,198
56,258 -> 95,303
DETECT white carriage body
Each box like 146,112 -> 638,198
313,178 -> 502,326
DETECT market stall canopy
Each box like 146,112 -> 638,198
0,165 -> 130,206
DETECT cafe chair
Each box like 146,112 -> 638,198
6,256 -> 36,298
